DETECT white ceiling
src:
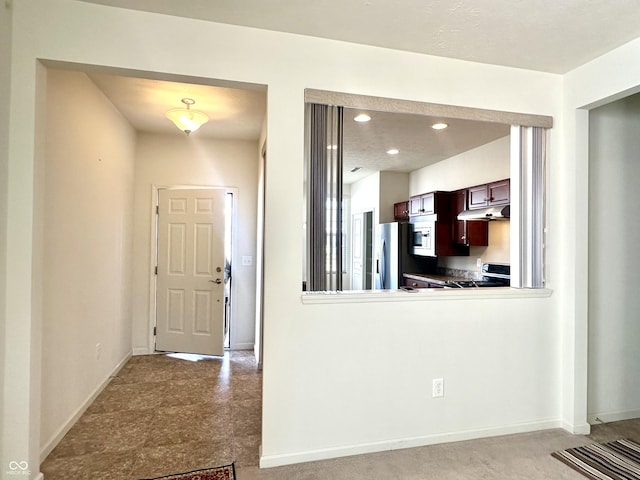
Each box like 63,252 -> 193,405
84,69 -> 508,183
88,73 -> 267,140
342,108 -> 509,183
77,0 -> 638,181
80,0 -> 640,74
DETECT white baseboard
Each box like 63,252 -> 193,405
229,342 -> 254,350
40,351 -> 132,462
133,346 -> 152,356
560,420 -> 591,435
259,418 -> 563,468
588,409 -> 640,425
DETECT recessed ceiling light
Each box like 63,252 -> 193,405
432,122 -> 449,130
354,114 -> 371,123
387,148 -> 400,155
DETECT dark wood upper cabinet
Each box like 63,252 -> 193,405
468,184 -> 489,209
467,179 -> 510,209
452,189 -> 488,246
487,179 -> 510,206
393,201 -> 409,221
409,192 -> 435,216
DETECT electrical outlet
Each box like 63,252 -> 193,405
432,378 -> 444,398
96,343 -> 101,360
476,257 -> 482,267
242,255 -> 253,266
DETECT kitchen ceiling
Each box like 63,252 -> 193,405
342,108 -> 509,184
79,0 -> 640,74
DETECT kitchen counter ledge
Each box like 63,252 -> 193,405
301,287 -> 552,304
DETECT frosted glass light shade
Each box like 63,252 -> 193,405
166,108 -> 209,135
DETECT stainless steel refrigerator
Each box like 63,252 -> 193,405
374,222 -> 421,290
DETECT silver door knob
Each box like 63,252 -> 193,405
209,279 -> 222,284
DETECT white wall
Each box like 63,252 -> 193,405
40,69 -> 136,456
410,136 -> 511,271
378,172 -> 410,223
0,0 -> 12,458
7,0 -> 628,473
410,136 -> 510,193
587,93 -> 640,423
132,133 -> 259,352
561,35 -> 640,435
351,171 -> 410,225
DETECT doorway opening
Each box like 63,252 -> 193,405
224,191 -> 233,348
154,186 -> 235,357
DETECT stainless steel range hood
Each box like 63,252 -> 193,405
457,205 -> 510,221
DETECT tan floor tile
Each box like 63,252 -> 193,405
49,409 -> 155,458
146,403 -> 234,447
230,375 -> 262,400
41,351 -> 261,478
234,434 -> 261,467
232,399 -> 262,436
41,450 -> 137,480
130,440 -> 234,479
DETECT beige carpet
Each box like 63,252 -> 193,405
237,419 -> 640,480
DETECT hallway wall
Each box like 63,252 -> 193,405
0,0 -> 12,455
132,133 -> 260,352
588,93 -> 640,422
40,69 -> 137,456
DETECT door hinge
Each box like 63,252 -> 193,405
153,326 -> 157,336
156,205 -> 159,214
155,266 -> 158,275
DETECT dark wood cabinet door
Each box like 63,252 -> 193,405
452,189 -> 488,246
488,179 -> 510,206
420,193 -> 435,215
466,221 -> 488,246
468,184 -> 489,209
394,201 -> 409,221
409,195 -> 423,216
409,193 -> 435,216
452,190 -> 467,244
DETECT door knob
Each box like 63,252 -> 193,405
209,279 -> 222,284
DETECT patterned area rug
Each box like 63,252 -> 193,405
141,464 -> 235,480
552,438 -> 640,479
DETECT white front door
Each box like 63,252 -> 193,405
156,188 -> 226,356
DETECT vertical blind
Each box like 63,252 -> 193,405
510,125 -> 546,288
306,103 -> 344,291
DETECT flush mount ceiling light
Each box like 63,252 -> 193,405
354,113 -> 371,122
166,98 -> 209,135
432,122 -> 449,130
387,148 -> 400,155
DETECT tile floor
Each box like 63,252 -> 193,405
41,351 -> 640,480
41,350 -> 261,480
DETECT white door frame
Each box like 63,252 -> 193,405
147,184 -> 238,354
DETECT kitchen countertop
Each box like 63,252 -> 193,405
403,272 -> 469,286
